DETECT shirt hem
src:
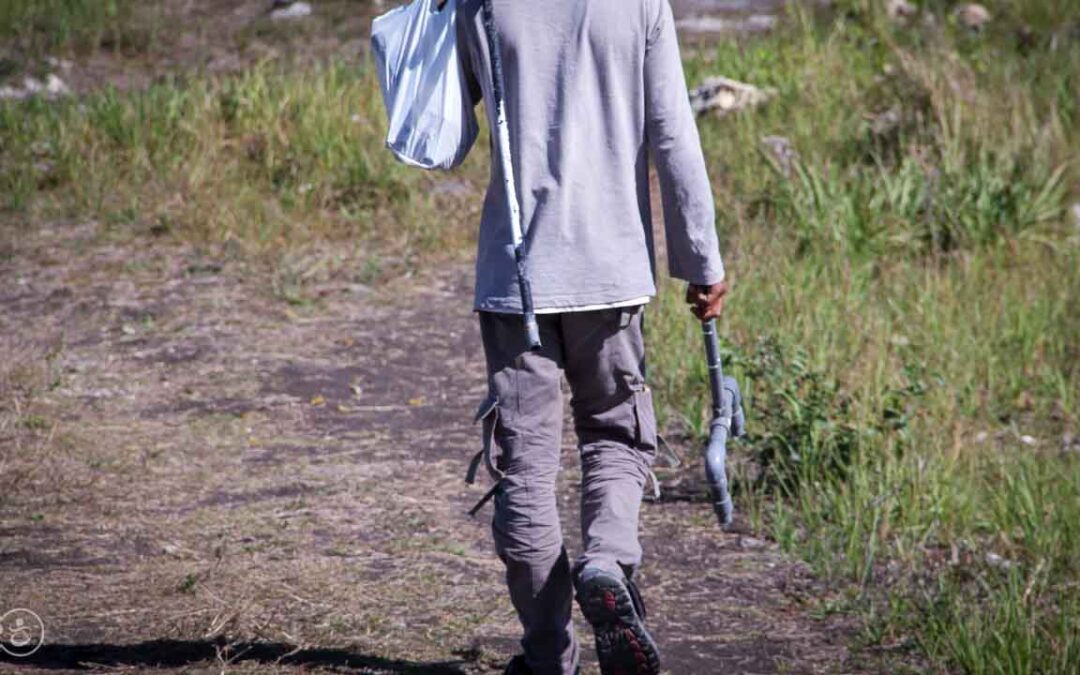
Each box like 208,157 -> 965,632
475,290 -> 656,315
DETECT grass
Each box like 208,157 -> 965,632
0,0 -> 145,55
651,2 -> 1079,672
0,60 -> 487,272
2,0 -> 1078,672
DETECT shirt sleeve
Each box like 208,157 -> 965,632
644,0 -> 725,285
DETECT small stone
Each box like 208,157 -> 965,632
1019,435 -> 1037,446
1061,433 -> 1079,457
45,56 -> 74,72
1070,203 -> 1080,230
738,536 -> 768,550
885,0 -> 917,22
162,543 -> 184,557
888,333 -> 910,347
22,76 -> 43,94
45,74 -> 69,97
955,4 -> 991,31
0,74 -> 70,100
871,107 -> 902,136
760,136 -> 798,178
270,1 -> 312,20
984,552 -> 1017,570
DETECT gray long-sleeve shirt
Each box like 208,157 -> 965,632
456,0 -> 725,312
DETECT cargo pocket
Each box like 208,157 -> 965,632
629,381 -> 661,500
465,392 -> 504,516
629,381 -> 658,455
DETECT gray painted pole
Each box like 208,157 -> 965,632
702,318 -> 741,526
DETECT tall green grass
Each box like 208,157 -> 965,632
653,3 -> 1078,672
0,0 -> 140,54
0,61 -> 487,261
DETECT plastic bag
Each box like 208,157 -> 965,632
371,0 -> 478,170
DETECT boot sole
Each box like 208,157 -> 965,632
578,573 -> 660,675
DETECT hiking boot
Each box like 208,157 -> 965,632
502,654 -> 580,675
575,568 -> 660,675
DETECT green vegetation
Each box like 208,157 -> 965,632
0,61 -> 486,266
1,0 -> 1076,672
653,2 -> 1079,672
0,0 -> 141,54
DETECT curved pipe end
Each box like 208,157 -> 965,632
705,420 -> 734,526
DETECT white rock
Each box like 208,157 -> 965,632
760,136 -> 798,177
885,0 -> 917,21
270,1 -> 312,20
1070,203 -> 1080,229
871,107 -> 902,135
738,536 -> 769,550
955,4 -> 991,30
22,76 -> 43,94
1019,435 -> 1037,446
984,552 -> 1017,570
690,76 -> 776,116
1062,433 -> 1080,457
45,56 -> 74,71
45,74 -> 69,96
0,74 -> 70,100
162,542 -> 185,557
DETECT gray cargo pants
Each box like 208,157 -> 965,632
469,306 -> 658,675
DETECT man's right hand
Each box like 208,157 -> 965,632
685,281 -> 728,322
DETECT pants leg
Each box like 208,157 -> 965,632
562,306 -> 657,579
478,312 -> 579,675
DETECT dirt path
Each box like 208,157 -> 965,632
0,225 -> 865,674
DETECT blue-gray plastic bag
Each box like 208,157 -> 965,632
371,0 -> 478,170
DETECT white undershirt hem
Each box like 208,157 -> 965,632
533,295 -> 651,314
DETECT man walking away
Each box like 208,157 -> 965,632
455,1 -> 727,673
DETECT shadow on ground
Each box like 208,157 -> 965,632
1,639 -> 468,673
